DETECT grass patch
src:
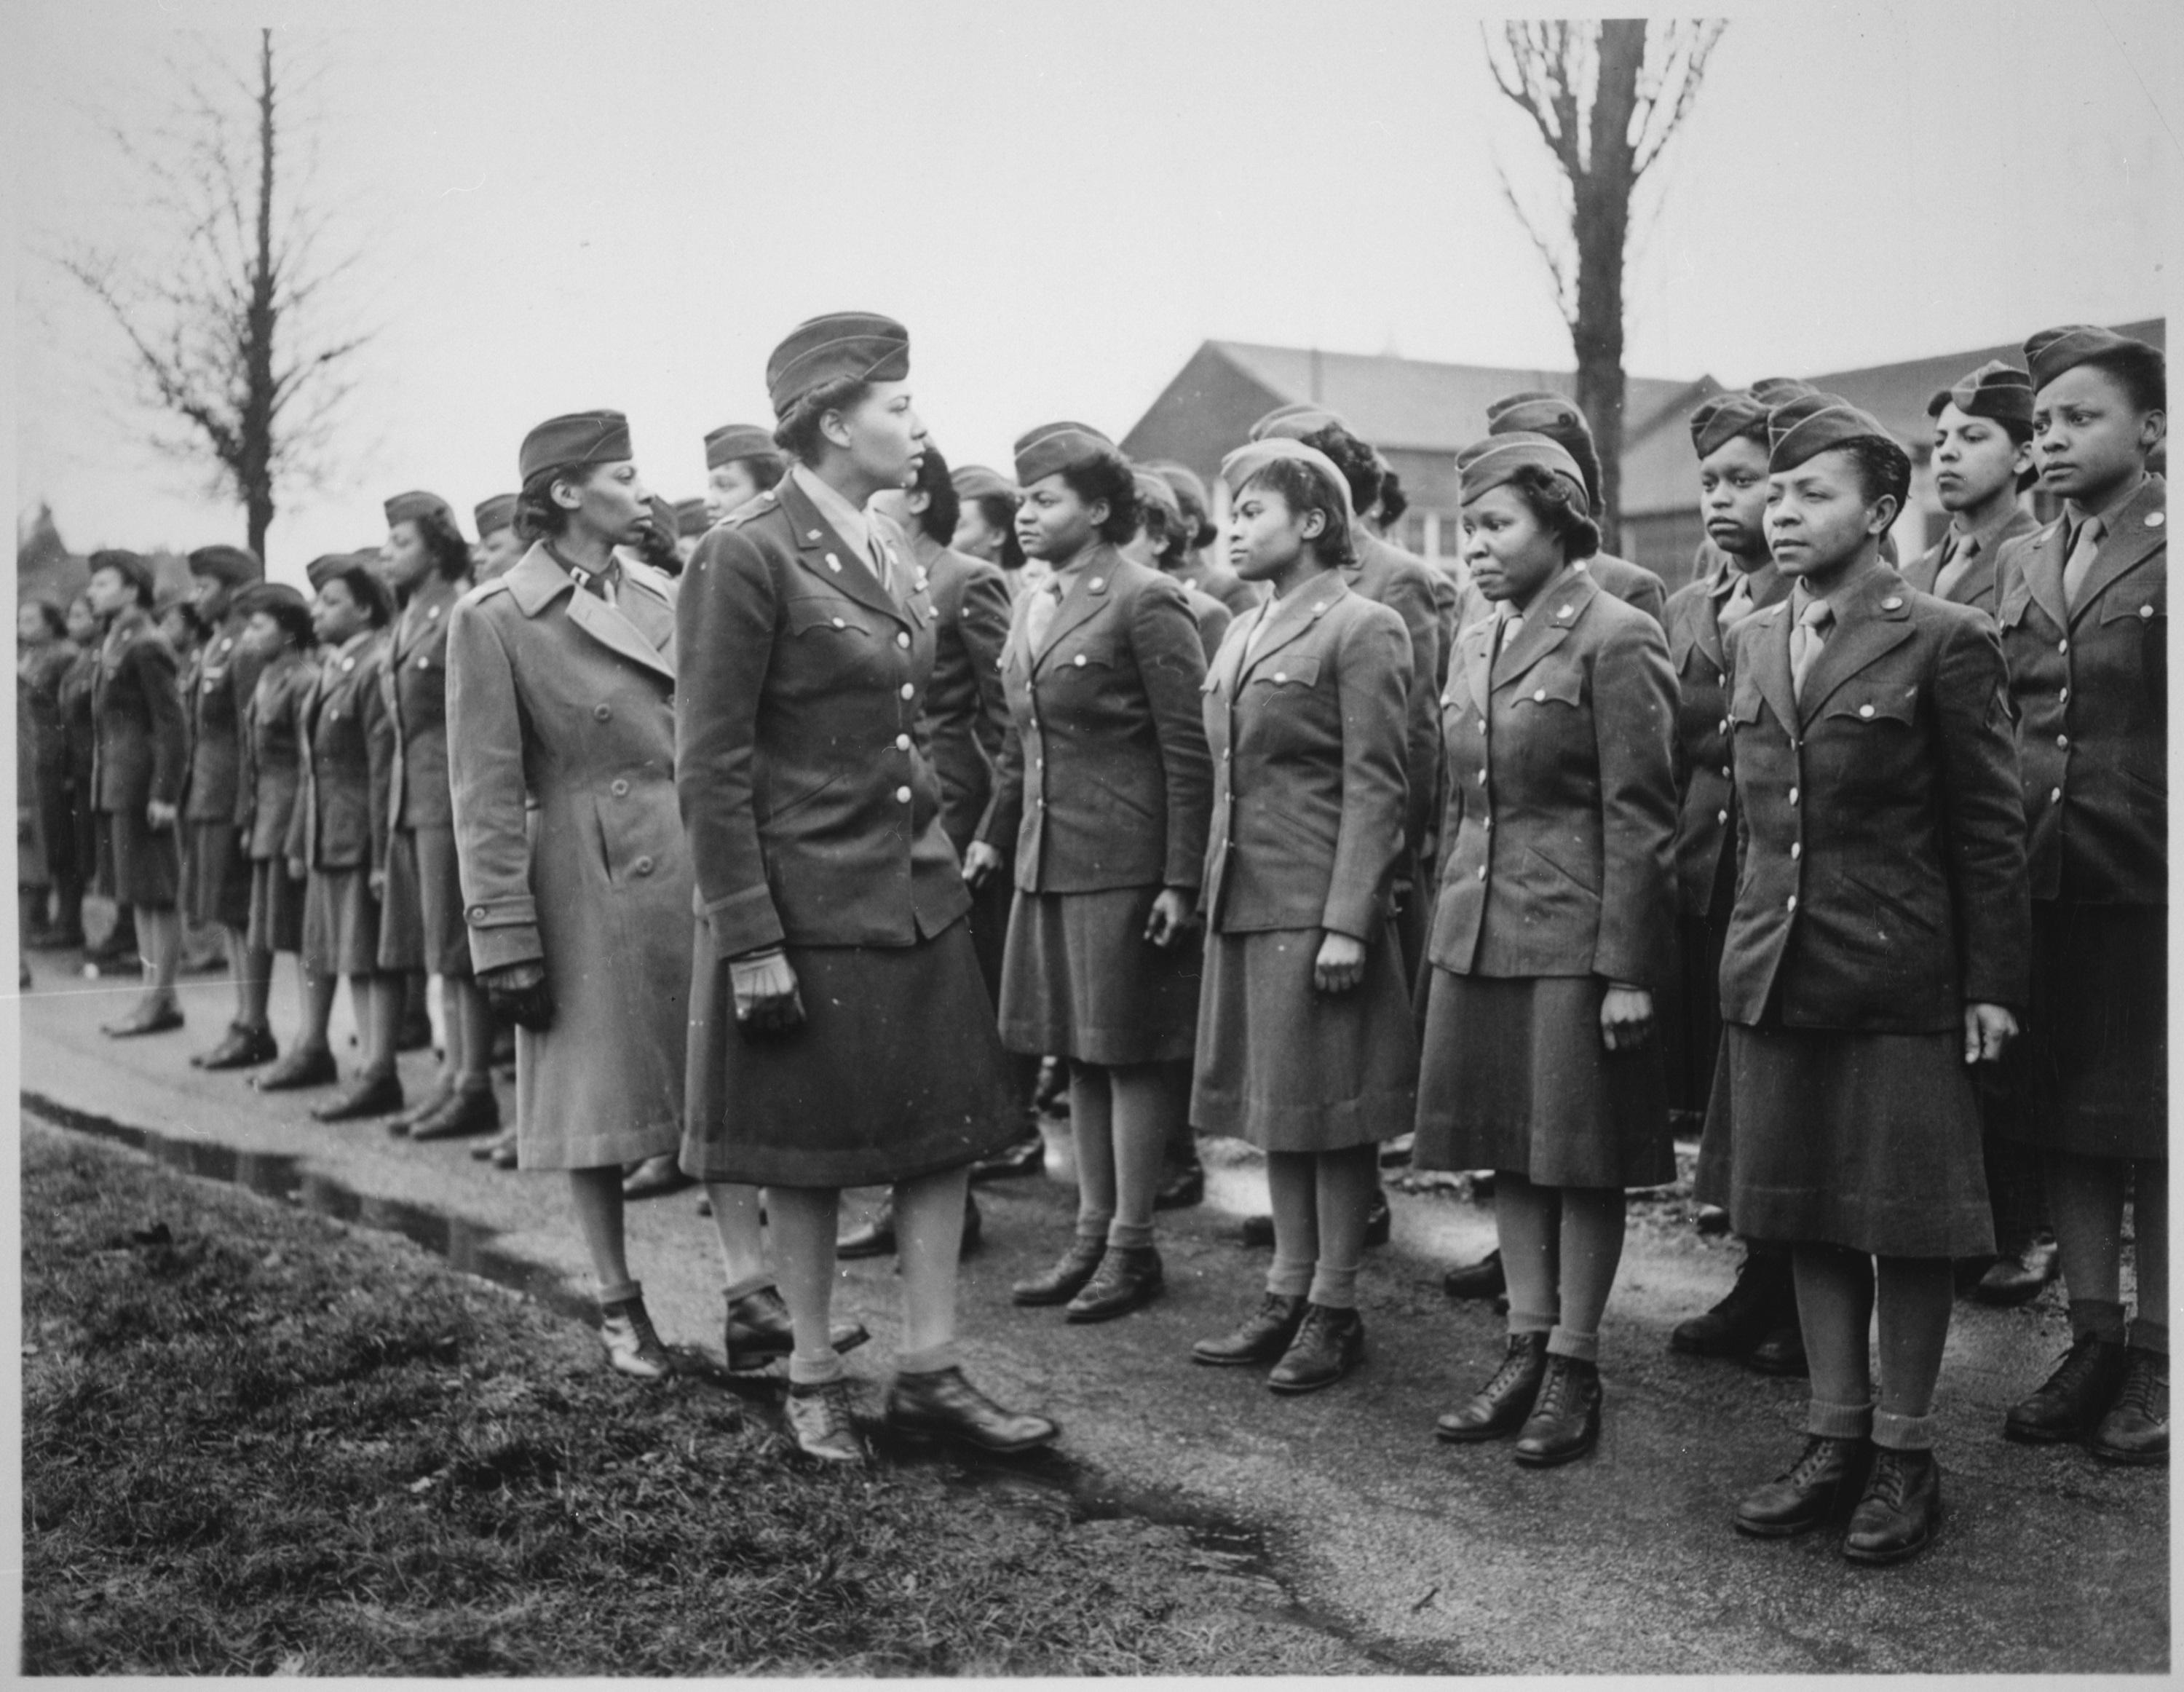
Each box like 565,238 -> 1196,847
21,1120 -> 1366,1675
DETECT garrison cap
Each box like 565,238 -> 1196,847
87,548 -> 157,596
383,490 -> 455,530
304,553 -> 351,591
236,580 -> 314,641
310,555 -> 395,624
1456,432 -> 1590,506
765,312 -> 910,419
1748,376 -> 1818,408
186,543 -> 262,586
519,410 -> 633,485
1220,435 -> 1357,523
1766,392 -> 1899,474
1149,460 -> 1211,513
673,497 -> 711,537
1926,359 -> 2035,428
1250,402 -> 1353,443
473,493 -> 518,537
2025,324 -> 2164,395
1487,390 -> 1601,506
1013,421 -> 1115,486
951,463 -> 1019,503
1688,391 -> 1773,459
1131,467 -> 1182,526
705,422 -> 782,469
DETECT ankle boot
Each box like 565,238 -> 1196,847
1671,1248 -> 1789,1358
1192,1293 -> 1308,1367
1065,1244 -> 1163,1323
2092,1347 -> 2169,1466
1011,1236 -> 1106,1306
1734,1435 -> 1873,1538
1268,1304 -> 1364,1394
1513,1354 -> 1602,1468
2005,1331 -> 2128,1443
600,1295 -> 674,1380
1843,1447 -> 1942,1565
1441,1248 -> 1506,1301
1436,1332 -> 1551,1442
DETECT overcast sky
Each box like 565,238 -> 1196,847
9,0 -> 2177,584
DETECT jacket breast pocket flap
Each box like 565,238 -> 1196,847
1512,664 -> 1583,708
1824,687 -> 1917,727
786,598 -> 869,639
1068,636 -> 1122,668
2099,577 -> 2164,626
1251,656 -> 1321,689
1996,582 -> 2032,629
1728,681 -> 1763,725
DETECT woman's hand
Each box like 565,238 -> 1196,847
732,947 -> 804,1033
1313,931 -> 1368,995
146,799 -> 177,831
479,960 -> 555,1030
1144,887 -> 1199,949
287,855 -> 307,882
368,867 -> 387,899
961,839 -> 1003,890
1599,982 -> 1654,1052
1963,1002 -> 2019,1064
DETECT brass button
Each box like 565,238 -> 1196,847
896,632 -> 910,649
610,778 -> 630,797
2051,786 -> 2063,802
1789,786 -> 1799,806
1481,815 -> 1492,831
2057,734 -> 2069,748
633,855 -> 654,875
2058,638 -> 2069,654
1789,842 -> 1801,860
1476,865 -> 1487,880
1074,655 -> 1087,668
900,683 -> 914,700
1859,704 -> 1875,719
895,734 -> 911,751
593,704 -> 612,722
1534,688 -> 1546,703
1717,809 -> 1729,825
831,616 -> 845,629
1721,765 -> 1732,778
1787,894 -> 1797,912
895,786 -> 911,803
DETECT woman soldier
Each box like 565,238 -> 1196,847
678,315 -> 1054,1460
1481,393 -> 1666,625
1418,434 -> 1678,1468
1663,393 -> 1805,1375
1714,394 -> 2028,1564
472,494 -> 524,585
1995,326 -> 2167,1464
232,582 -> 317,1068
253,555 -> 403,1112
949,464 -> 1032,593
60,593 -> 129,965
702,422 -> 789,522
1147,460 -> 1261,618
1126,467 -> 1233,661
84,550 -> 189,1036
376,493 -> 498,1144
964,421 -> 1213,1324
1189,438 -> 1415,1390
17,593 -> 80,946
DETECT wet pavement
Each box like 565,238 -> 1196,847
15,944 -> 2170,1673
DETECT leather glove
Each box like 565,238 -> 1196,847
478,960 -> 555,1031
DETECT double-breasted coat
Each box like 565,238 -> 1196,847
1993,474 -> 2166,1159
91,606 -> 187,908
1705,564 -> 2030,1256
1191,578 -> 1418,1150
675,474 -> 1010,1186
180,607 -> 264,928
1902,506 -> 2039,618
1415,566 -> 1679,1187
446,547 -> 689,1171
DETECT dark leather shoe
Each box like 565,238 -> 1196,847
2092,1347 -> 2169,1466
1364,1192 -> 1391,1249
1033,1056 -> 1069,1117
1269,1303 -> 1364,1394
1513,1354 -> 1602,1467
721,1286 -> 869,1369
1239,1214 -> 1275,1249
620,1151 -> 689,1198
1436,1332 -> 1549,1442
600,1295 -> 675,1380
1155,1158 -> 1205,1210
886,1365 -> 1059,1453
84,920 -> 139,970
2005,1332 -> 2128,1443
837,1198 -> 897,1259
1442,1249 -> 1506,1301
1192,1293 -> 1308,1367
472,1126 -> 517,1162
1013,1236 -> 1106,1305
1378,1131 -> 1415,1168
387,1083 -> 454,1134
1065,1244 -> 1163,1323
787,1377 -> 866,1463
1843,1447 -> 1942,1565
194,1021 -> 277,1070
410,1087 -> 503,1143
1746,1320 -> 1809,1377
970,1134 -> 1047,1182
102,1001 -> 183,1037
396,1009 -> 434,1053
489,1133 -> 521,1170
311,1070 -> 404,1122
1734,1435 -> 1873,1538
1671,1246 -> 1792,1358
254,1045 -> 338,1091
1694,1203 -> 1731,1236
1974,1233 -> 2061,1308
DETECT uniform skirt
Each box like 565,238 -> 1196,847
1414,970 -> 1673,1189
681,917 -> 1015,1188
96,807 -> 180,910
302,866 -> 381,977
181,818 -> 253,928
999,886 -> 1202,1066
1708,1021 -> 1994,1259
379,825 -> 473,976
1192,924 -> 1418,1153
248,858 -> 305,955
2001,900 -> 2166,1162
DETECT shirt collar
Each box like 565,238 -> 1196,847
1947,501 -> 2025,556
2068,471 -> 2150,533
791,462 -> 872,558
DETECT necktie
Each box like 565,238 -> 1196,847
1790,597 -> 1833,702
1717,573 -> 1757,633
1495,611 -> 1524,663
2062,517 -> 2105,611
869,534 -> 898,602
1024,580 -> 1064,652
1931,534 -> 1979,602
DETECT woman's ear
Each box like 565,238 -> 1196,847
1088,499 -> 1110,533
550,476 -> 583,514
819,408 -> 856,453
1868,494 -> 1902,538
1299,508 -> 1329,542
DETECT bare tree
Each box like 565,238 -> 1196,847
1485,19 -> 1726,533
60,29 -> 370,558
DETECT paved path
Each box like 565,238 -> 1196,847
15,949 -> 2168,1673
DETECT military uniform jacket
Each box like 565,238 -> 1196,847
909,529 -> 1013,858
382,573 -> 461,831
1664,557 -> 1791,917
978,546 -> 1212,895
1430,568 -> 1677,989
237,648 -> 317,861
60,644 -> 99,787
1199,577 -> 1411,938
1903,506 -> 2038,617
180,609 -> 266,824
1348,531 -> 1447,855
1994,475 -> 2166,906
285,628 -> 395,873
90,608 -> 186,815
1179,577 -> 1234,663
19,641 -> 76,777
678,476 -> 969,959
1720,564 -> 2029,1032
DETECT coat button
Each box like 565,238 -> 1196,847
896,632 -> 910,649
1477,768 -> 1487,784
2057,734 -> 2069,748
895,733 -> 911,751
593,704 -> 612,721
1074,655 -> 1087,668
2060,687 -> 2070,703
2058,638 -> 2069,654
1719,718 -> 1729,734
633,856 -> 654,874
1533,688 -> 1546,703
1721,764 -> 1732,778
470,906 -> 486,920
900,683 -> 914,700
1790,842 -> 1801,860
1859,704 -> 1874,719
1787,894 -> 1797,912
1275,672 -> 1289,684
1717,808 -> 1729,825
1789,786 -> 1799,806
2051,786 -> 2063,802
832,616 -> 845,629
610,778 -> 629,796
1091,578 -> 1104,590
1481,815 -> 1491,831
1476,865 -> 1487,880
2141,605 -> 2155,620
895,786 -> 911,803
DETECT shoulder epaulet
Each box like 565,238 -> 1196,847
722,489 -> 780,530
